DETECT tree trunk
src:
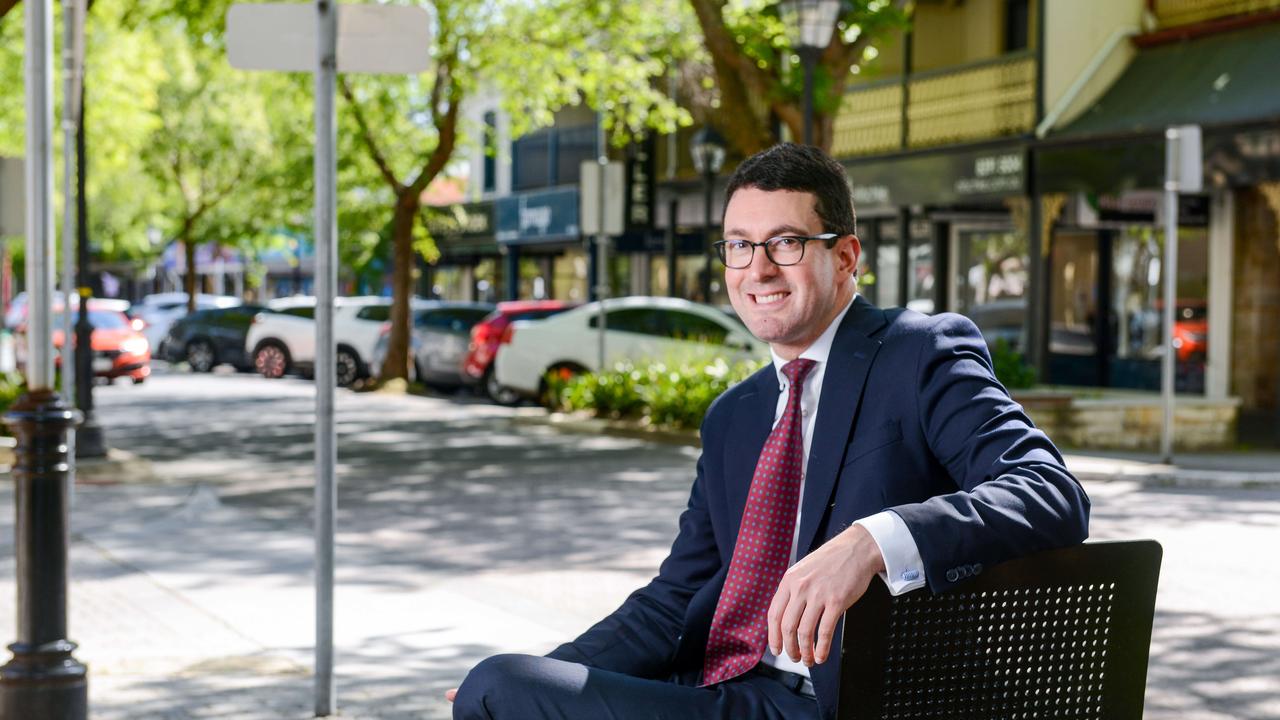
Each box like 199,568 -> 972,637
183,230 -> 197,313
378,193 -> 418,381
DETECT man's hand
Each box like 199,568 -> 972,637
446,688 -> 457,702
767,523 -> 885,666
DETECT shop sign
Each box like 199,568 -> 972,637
496,187 -> 580,245
847,144 -> 1027,207
425,201 -> 492,238
625,136 -> 656,232
1205,128 -> 1280,186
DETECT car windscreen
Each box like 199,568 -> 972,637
52,310 -> 130,330
510,308 -> 569,322
415,307 -> 492,331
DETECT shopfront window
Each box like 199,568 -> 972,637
553,250 -> 589,301
873,219 -> 901,307
1111,225 -> 1208,393
954,228 -> 1028,351
907,221 -> 935,314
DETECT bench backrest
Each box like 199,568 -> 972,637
838,540 -> 1163,720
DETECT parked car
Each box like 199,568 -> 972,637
492,296 -> 768,401
245,296 -> 437,386
33,305 -> 151,384
135,292 -> 242,353
161,304 -> 267,372
462,300 -> 578,404
369,302 -> 496,388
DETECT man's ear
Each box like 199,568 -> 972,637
836,235 -> 862,277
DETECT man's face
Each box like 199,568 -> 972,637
722,188 -> 859,359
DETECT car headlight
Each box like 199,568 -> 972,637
121,337 -> 149,356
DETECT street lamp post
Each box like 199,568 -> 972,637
690,126 -> 726,303
1,0 -> 89,717
781,0 -> 841,146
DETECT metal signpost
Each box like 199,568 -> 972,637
227,3 -> 428,715
579,155 -> 624,369
61,0 -> 86,494
1161,125 -> 1202,464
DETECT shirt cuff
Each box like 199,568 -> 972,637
854,511 -> 926,596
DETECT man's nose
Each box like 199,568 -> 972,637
746,247 -> 781,279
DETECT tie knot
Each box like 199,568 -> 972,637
781,358 -> 817,388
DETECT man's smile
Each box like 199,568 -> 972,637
750,291 -> 791,306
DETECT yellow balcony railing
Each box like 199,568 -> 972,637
831,82 -> 903,157
1154,0 -> 1280,28
831,52 -> 1036,158
907,53 -> 1036,148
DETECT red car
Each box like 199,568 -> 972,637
49,306 -> 152,384
463,300 -> 577,404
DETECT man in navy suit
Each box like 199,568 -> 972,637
450,143 -> 1089,720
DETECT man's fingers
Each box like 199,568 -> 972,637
779,590 -> 807,662
796,601 -> 825,666
446,688 -> 457,703
813,603 -> 841,664
767,586 -> 790,655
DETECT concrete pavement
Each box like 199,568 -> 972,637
0,370 -> 1277,719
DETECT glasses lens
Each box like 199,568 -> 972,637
767,237 -> 805,265
720,241 -> 752,268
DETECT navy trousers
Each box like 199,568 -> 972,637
452,654 -> 821,720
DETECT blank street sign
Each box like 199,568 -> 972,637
227,3 -> 430,74
0,157 -> 23,238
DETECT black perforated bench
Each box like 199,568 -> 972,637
838,540 -> 1163,720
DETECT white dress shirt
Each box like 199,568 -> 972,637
759,295 -> 926,677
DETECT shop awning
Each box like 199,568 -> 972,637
1054,22 -> 1280,140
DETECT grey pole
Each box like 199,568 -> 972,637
59,0 -> 83,409
595,114 -> 608,371
60,0 -> 85,499
313,0 -> 338,715
1160,173 -> 1178,464
0,0 -> 88,717
25,0 -> 55,390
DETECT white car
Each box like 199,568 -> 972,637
245,296 -> 430,386
137,292 -> 241,354
492,296 -> 768,400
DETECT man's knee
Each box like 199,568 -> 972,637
454,654 -> 580,720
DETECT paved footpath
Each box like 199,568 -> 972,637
1,371 -> 1277,719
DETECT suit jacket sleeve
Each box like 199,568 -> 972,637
890,313 -> 1091,591
545,420 -> 724,677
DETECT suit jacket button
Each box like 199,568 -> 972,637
946,569 -> 959,583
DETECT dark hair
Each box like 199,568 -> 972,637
723,143 -> 856,237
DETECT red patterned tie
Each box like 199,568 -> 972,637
702,357 -> 817,686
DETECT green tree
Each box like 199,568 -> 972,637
141,32 -> 309,310
687,0 -> 911,153
341,0 -> 695,381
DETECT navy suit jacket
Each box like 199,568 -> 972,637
548,296 -> 1091,720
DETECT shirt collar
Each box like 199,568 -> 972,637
771,293 -> 858,383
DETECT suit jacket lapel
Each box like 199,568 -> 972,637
796,296 -> 886,557
723,366 -> 780,549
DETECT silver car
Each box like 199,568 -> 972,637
369,301 -> 495,387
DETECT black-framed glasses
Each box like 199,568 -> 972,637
713,233 -> 840,269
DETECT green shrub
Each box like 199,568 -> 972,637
991,338 -> 1037,390
551,354 -> 765,430
0,371 -> 26,436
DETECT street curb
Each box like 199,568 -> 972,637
522,410 -> 1280,490
511,410 -> 702,448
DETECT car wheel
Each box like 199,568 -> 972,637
185,339 -> 216,373
131,376 -> 146,385
254,341 -> 290,379
485,367 -> 521,406
538,362 -> 586,408
335,347 -> 362,388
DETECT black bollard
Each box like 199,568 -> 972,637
0,388 -> 86,720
